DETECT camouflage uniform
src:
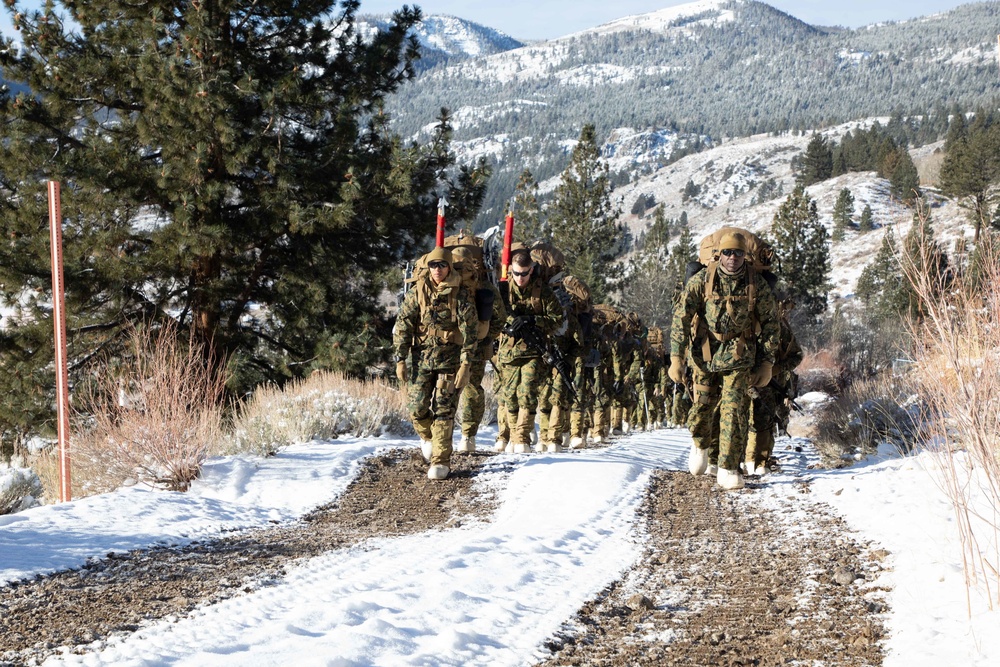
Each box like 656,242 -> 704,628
537,274 -> 585,450
746,304 -> 803,471
458,281 -> 507,444
393,250 -> 478,470
670,262 -> 779,474
609,321 -> 637,434
498,270 -> 563,450
587,311 -> 616,443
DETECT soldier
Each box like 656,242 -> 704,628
532,243 -> 585,452
453,245 -> 508,453
588,306 -> 617,444
496,248 -> 564,453
668,230 -> 779,490
746,295 -> 803,475
393,247 -> 478,480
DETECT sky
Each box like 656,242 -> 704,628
0,1 -> 981,43
351,0 -> 977,41
2,404 -> 1000,665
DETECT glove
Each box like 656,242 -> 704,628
667,355 -> 686,384
395,360 -> 407,384
751,362 -> 773,388
455,361 -> 471,390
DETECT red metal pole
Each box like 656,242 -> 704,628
435,198 -> 447,248
501,210 -> 514,283
48,181 -> 72,502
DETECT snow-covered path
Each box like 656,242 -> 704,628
2,426 -> 1000,666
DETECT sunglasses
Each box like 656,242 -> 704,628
720,249 -> 745,258
510,268 -> 531,277
428,261 -> 449,269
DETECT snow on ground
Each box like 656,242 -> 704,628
2,425 -> 999,665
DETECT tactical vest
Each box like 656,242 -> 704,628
690,262 -> 760,364
414,272 -> 466,346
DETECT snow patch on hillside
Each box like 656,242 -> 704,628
565,0 -> 736,39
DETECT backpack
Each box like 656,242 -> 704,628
560,274 -> 592,315
444,229 -> 486,287
647,326 -> 664,351
697,226 -> 775,272
530,242 -> 566,282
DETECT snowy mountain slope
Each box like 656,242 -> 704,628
606,121 -> 971,299
385,1 -> 999,226
2,427 -> 999,665
357,13 -> 523,71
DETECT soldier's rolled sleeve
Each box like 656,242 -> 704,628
392,290 -> 420,361
755,279 -> 781,365
457,290 -> 479,363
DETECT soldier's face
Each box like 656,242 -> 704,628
720,249 -> 745,273
511,263 -> 532,288
429,261 -> 450,284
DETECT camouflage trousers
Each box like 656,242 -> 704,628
407,366 -> 460,423
406,366 -> 459,466
588,365 -> 612,439
747,384 -> 778,467
628,381 -> 656,428
502,356 -> 547,444
458,357 -> 489,438
670,383 -> 692,427
687,366 -> 752,472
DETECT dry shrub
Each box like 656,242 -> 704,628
904,213 -> 1000,612
797,348 -> 844,394
812,372 -> 923,465
71,323 -> 226,495
229,370 -> 411,456
0,465 -> 42,514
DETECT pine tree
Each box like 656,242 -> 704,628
900,201 -> 949,319
859,204 -> 875,232
832,188 -> 854,242
856,227 -> 908,321
770,185 -> 831,317
797,134 -> 833,186
940,109 -> 1000,241
882,147 -> 921,204
0,2 -> 489,446
510,168 -> 545,244
547,124 -> 625,302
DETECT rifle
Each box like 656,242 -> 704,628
503,317 -> 578,403
638,364 -> 650,427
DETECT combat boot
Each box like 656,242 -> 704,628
538,410 -> 551,443
512,407 -> 535,454
688,443 -> 709,475
414,417 -> 434,462
456,434 -> 476,453
493,437 -> 508,453
428,419 -> 454,480
717,467 -> 744,491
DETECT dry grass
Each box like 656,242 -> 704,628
70,323 -> 227,495
229,370 -> 411,456
903,210 -> 1000,612
797,348 -> 844,394
812,372 -> 923,466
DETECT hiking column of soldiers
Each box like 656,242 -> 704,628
394,226 -> 801,488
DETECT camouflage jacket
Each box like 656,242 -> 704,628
393,272 -> 478,371
771,316 -> 803,387
498,272 -> 563,363
670,263 -> 779,373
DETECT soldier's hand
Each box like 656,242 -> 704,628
667,355 -> 686,384
751,362 -> 773,388
395,360 -> 407,384
455,361 -> 472,389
